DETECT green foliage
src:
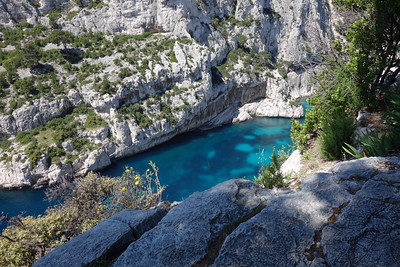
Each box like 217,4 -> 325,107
216,48 -> 273,78
17,22 -> 33,29
0,165 -> 165,266
24,141 -> 44,164
66,10 -> 80,21
343,143 -> 363,158
48,10 -> 62,28
291,0 -> 400,156
47,30 -> 75,48
254,148 -> 289,189
1,28 -> 24,46
13,105 -> 105,164
21,43 -> 41,68
13,77 -> 37,96
317,110 -> 355,160
385,93 -> 400,133
84,109 -> 107,129
118,103 -> 153,128
341,0 -> 400,106
344,129 -> 393,158
88,0 -> 106,9
118,67 -> 133,79
0,73 -> 9,90
92,79 -> 116,95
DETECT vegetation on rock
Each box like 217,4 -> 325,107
291,0 -> 400,159
0,163 -> 165,267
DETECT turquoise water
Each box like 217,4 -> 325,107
0,117 -> 293,232
102,117 -> 292,201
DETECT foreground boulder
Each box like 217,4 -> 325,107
113,179 -> 271,266
34,157 -> 400,266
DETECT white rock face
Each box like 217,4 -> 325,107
280,149 -> 303,177
0,98 -> 72,135
0,0 -> 38,27
233,98 -> 304,123
0,0 -> 337,188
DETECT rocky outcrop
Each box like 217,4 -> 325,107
0,0 -> 337,187
34,157 -> 400,267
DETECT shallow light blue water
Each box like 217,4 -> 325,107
0,116 -> 293,232
102,117 -> 292,201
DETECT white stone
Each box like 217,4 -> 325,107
280,150 -> 303,177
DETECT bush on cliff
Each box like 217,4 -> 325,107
0,163 -> 165,267
317,110 -> 355,160
254,148 -> 289,189
291,0 -> 400,158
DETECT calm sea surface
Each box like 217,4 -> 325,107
0,116 -> 294,232
101,117 -> 292,201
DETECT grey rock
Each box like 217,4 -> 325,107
212,172 -> 353,267
331,157 -> 384,179
112,179 -> 265,267
322,172 -> 400,267
213,158 -> 400,267
33,207 -> 167,267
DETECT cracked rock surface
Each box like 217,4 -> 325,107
34,157 -> 400,266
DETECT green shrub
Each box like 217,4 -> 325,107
84,109 -> 107,129
21,43 -> 42,68
1,28 -> 24,46
0,73 -> 9,90
317,110 -> 355,160
118,67 -> 132,79
17,22 -> 33,29
48,10 -> 62,28
13,77 -> 37,96
24,141 -> 43,164
15,131 -> 36,145
254,148 -> 288,189
66,10 -> 80,21
88,0 -> 106,9
344,130 -> 392,158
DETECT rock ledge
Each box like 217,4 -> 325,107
34,157 -> 400,267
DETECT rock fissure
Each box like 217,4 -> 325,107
327,201 -> 350,224
194,203 -> 266,267
305,200 -> 350,264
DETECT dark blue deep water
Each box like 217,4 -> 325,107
0,117 -> 293,232
0,189 -> 49,232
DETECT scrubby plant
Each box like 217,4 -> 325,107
0,163 -> 165,267
66,10 -> 80,21
48,10 -> 62,29
254,148 -> 289,189
344,130 -> 392,158
317,110 -> 355,160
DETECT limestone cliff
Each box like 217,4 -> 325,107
0,0 -> 336,188
33,157 -> 400,267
